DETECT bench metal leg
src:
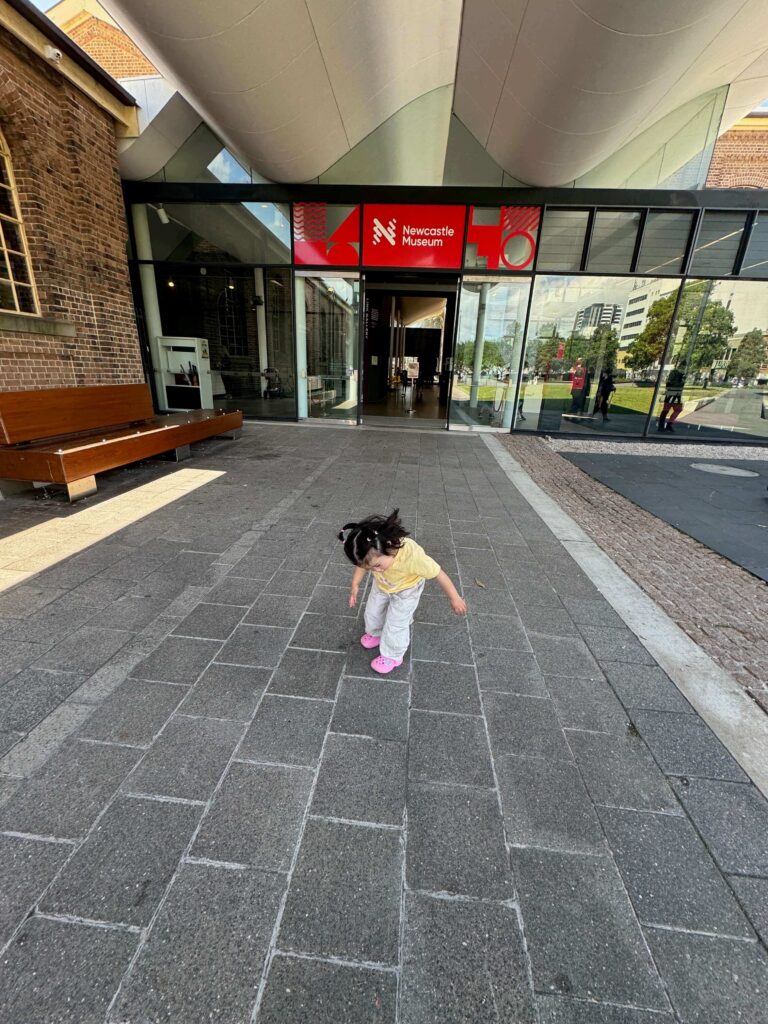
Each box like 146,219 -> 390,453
219,428 -> 241,439
0,479 -> 35,499
66,476 -> 97,502
154,445 -> 192,462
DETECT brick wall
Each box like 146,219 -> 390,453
706,119 -> 768,189
0,25 -> 144,392
66,16 -> 157,80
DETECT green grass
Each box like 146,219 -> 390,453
452,379 -> 733,417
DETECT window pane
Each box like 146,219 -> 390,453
7,251 -> 29,284
15,283 -> 36,314
0,189 -> 15,218
153,265 -> 297,419
0,279 -> 15,310
450,276 -> 532,429
536,209 -> 588,271
145,202 -> 291,264
297,274 -> 360,420
264,267 -> 295,419
689,211 -> 746,276
740,211 -> 768,278
206,148 -> 250,184
517,275 -> 680,435
586,210 -> 641,273
0,155 -> 10,189
1,220 -> 23,253
636,211 -> 693,275
651,279 -> 768,441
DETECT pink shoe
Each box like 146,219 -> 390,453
371,655 -> 403,675
360,634 -> 380,649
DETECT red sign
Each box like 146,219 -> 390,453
293,203 -> 360,265
362,204 -> 465,269
466,206 -> 540,270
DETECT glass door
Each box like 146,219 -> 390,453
449,276 -> 532,429
295,272 -> 360,421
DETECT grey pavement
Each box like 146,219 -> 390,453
563,451 -> 768,582
0,424 -> 766,1023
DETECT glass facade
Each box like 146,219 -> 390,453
296,273 -> 360,420
518,276 -> 681,435
128,190 -> 768,444
450,276 -> 531,428
651,279 -> 768,440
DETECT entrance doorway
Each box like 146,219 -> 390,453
361,273 -> 458,427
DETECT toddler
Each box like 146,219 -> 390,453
339,509 -> 466,675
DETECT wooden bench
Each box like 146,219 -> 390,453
0,384 -> 243,501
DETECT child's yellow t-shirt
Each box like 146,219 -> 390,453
372,538 -> 441,594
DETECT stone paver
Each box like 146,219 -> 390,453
0,423 -> 765,1023
501,434 -> 768,712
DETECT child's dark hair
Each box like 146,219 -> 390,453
338,509 -> 409,566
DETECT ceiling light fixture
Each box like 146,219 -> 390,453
155,204 -> 170,225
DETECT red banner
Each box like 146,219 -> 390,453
362,204 -> 466,269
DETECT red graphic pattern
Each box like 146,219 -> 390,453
293,204 -> 360,265
467,206 -> 540,270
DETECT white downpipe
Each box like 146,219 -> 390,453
470,282 -> 489,409
294,276 -> 308,418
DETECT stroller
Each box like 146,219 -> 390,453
261,367 -> 284,399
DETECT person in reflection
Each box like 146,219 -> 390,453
340,509 -> 466,675
657,366 -> 686,433
570,359 -> 587,411
595,368 -> 616,422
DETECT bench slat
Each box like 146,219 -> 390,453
0,384 -> 154,445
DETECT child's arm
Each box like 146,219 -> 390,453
435,569 -> 467,615
348,566 -> 366,608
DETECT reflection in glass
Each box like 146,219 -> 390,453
689,211 -> 746,276
154,265 -> 296,419
587,210 -> 641,273
636,211 -> 694,275
536,209 -> 589,271
651,279 -> 768,440
517,276 -> 681,435
144,202 -> 291,264
296,274 -> 360,420
450,277 -> 531,429
740,211 -> 768,278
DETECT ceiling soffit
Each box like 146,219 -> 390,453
454,0 -> 768,186
101,0 -> 461,182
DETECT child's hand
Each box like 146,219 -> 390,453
451,596 -> 467,615
349,587 -> 359,608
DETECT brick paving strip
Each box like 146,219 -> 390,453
0,423 -> 766,1022
499,434 -> 768,716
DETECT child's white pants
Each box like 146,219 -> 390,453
364,580 -> 425,660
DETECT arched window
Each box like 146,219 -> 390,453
0,132 -> 38,315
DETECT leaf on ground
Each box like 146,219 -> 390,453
474,578 -> 486,588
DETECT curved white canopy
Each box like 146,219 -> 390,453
102,0 -> 768,185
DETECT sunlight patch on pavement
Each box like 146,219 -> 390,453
0,469 -> 224,592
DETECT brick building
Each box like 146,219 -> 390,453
706,112 -> 768,189
47,0 -> 156,80
0,0 -> 143,392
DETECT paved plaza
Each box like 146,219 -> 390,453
0,425 -> 767,1023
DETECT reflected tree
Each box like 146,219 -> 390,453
730,327 -> 768,379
